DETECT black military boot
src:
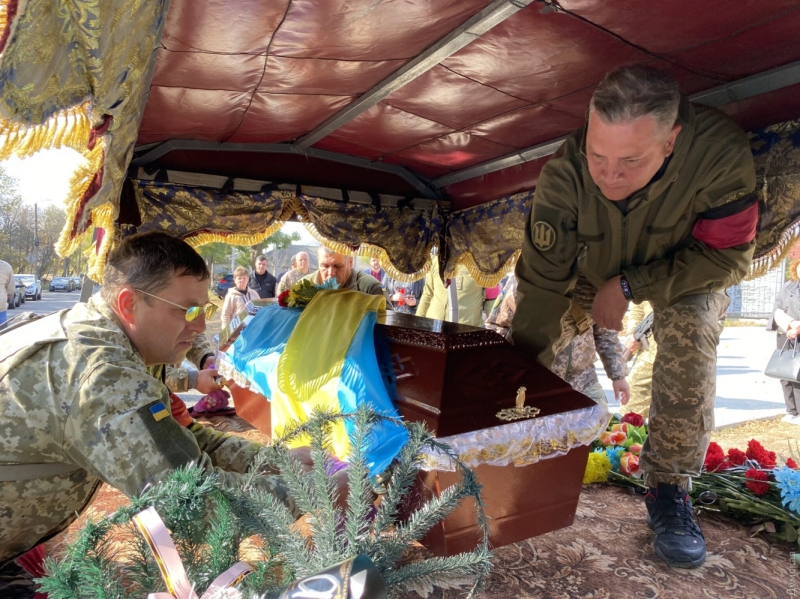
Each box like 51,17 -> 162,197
645,482 -> 706,568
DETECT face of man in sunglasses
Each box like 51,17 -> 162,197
120,275 -> 210,366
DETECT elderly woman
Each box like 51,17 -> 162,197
772,258 -> 800,425
221,266 -> 260,329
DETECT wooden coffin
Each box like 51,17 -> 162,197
377,313 -> 597,556
226,311 -> 600,556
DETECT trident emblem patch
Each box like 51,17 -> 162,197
532,221 -> 556,251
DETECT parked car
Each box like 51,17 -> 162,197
15,274 -> 42,300
70,275 -> 83,290
6,281 -> 25,310
213,274 -> 235,299
50,276 -> 74,292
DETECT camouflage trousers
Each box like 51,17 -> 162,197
639,292 -> 729,491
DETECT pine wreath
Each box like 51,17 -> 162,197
40,407 -> 492,599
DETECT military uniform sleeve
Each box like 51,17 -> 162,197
62,362 -> 298,515
624,134 -> 757,306
593,324 -> 628,380
509,148 -> 581,367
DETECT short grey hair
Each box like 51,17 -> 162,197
590,66 -> 680,133
318,246 -> 337,258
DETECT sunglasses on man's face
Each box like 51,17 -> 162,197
135,289 -> 218,322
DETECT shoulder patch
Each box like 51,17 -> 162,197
532,221 -> 557,252
149,402 -> 170,421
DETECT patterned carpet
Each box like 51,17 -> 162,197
47,413 -> 797,599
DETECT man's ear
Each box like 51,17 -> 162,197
664,124 -> 682,155
116,287 -> 138,327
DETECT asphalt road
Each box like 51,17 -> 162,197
13,289 -> 85,316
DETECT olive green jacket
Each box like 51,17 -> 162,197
511,99 -> 756,367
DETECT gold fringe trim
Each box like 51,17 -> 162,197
84,203 -> 118,282
55,132 -> 106,258
0,101 -> 92,161
184,196 -> 301,249
447,249 -> 520,288
302,222 -> 433,283
747,218 -> 800,280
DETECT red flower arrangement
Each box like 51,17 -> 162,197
744,468 -> 770,496
620,412 -> 644,427
704,441 -> 727,472
727,447 -> 747,466
787,458 -> 798,469
746,439 -> 777,469
277,289 -> 290,307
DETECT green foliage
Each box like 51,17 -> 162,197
41,407 -> 491,599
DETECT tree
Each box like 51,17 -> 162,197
248,229 -> 301,272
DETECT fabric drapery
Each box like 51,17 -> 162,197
0,0 -> 171,280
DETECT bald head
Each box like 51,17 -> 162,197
296,251 -> 310,274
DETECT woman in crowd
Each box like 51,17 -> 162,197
221,265 -> 260,329
771,258 -> 800,425
383,274 -> 424,315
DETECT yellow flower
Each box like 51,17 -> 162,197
583,452 -> 612,484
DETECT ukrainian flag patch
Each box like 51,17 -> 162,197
150,402 -> 169,422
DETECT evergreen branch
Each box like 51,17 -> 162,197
228,486 -> 313,578
343,407 -> 377,556
383,544 -> 493,598
372,424 -> 429,538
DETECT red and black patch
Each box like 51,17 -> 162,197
692,194 -> 758,250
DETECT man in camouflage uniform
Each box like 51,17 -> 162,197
0,232 -> 311,596
510,66 -> 758,568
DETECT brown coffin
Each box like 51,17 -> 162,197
227,311 -> 598,555
377,313 -> 596,555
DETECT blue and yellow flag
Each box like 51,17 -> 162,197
227,290 -> 407,475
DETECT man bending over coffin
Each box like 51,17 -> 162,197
0,232 -> 312,574
510,66 -> 757,568
303,246 -> 384,296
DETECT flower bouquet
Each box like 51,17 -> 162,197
584,413 -> 800,553
278,278 -> 339,308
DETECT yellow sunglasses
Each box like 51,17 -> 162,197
135,289 -> 218,322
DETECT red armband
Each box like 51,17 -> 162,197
692,195 -> 758,250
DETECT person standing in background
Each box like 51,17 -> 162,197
0,259 -> 15,325
417,259 -> 484,327
222,266 -> 260,329
248,255 -> 277,299
364,256 -> 385,283
771,258 -> 800,425
383,274 -> 424,314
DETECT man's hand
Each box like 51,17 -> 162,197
613,379 -> 631,405
196,368 -> 222,394
788,321 -> 800,340
591,276 -> 630,331
624,335 -> 641,353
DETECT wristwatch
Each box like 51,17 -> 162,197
619,275 -> 634,301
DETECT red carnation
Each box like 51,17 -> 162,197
621,412 -> 644,427
787,458 -> 798,469
744,468 -> 770,496
704,442 -> 727,472
278,289 -> 290,307
746,440 -> 777,469
727,448 -> 747,466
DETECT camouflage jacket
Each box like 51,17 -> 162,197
0,295 -> 294,563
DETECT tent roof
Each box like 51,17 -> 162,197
132,0 -> 800,210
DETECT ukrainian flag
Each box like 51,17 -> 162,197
227,289 -> 408,475
150,402 -> 170,422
